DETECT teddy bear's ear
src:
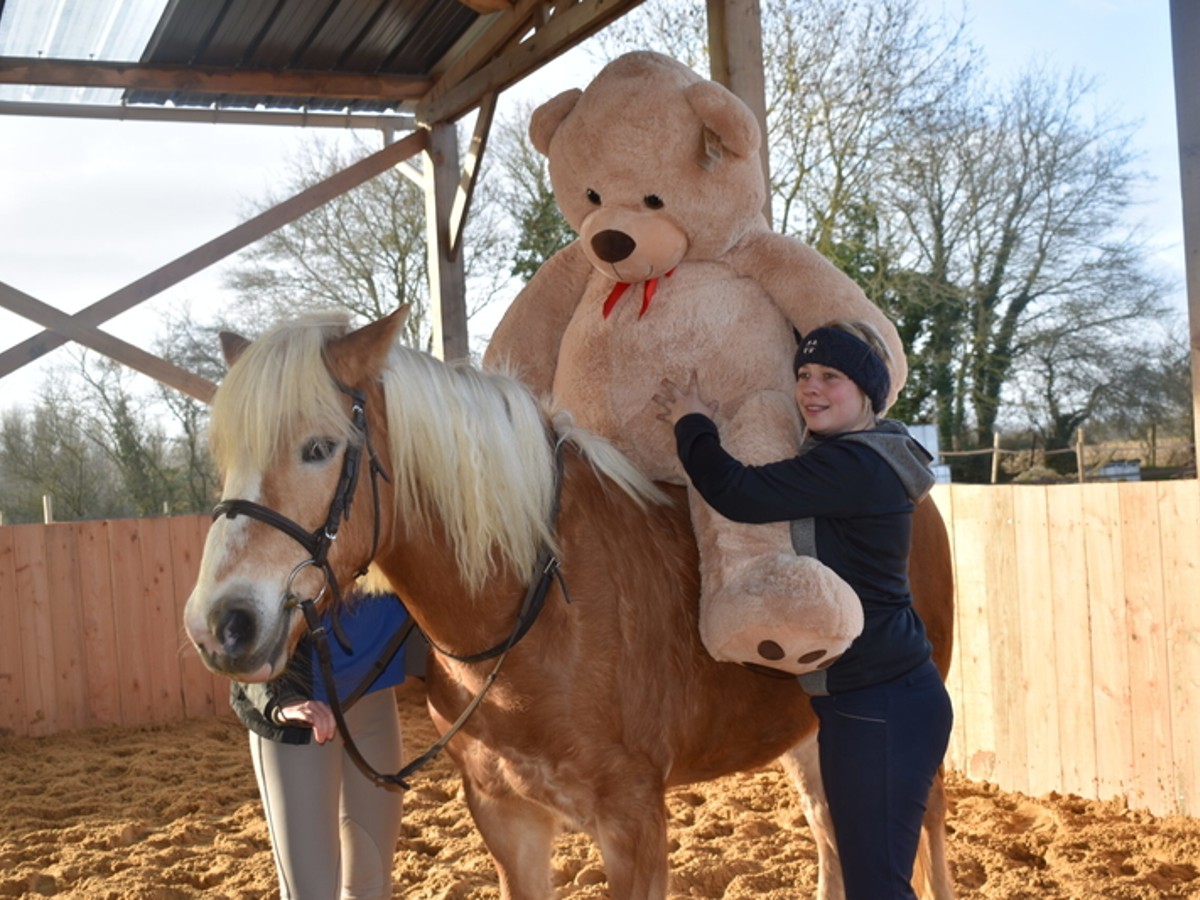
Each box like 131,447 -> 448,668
684,81 -> 760,167
529,88 -> 583,155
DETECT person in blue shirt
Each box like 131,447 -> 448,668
653,320 -> 953,900
230,589 -> 412,900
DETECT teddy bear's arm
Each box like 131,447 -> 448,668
728,231 -> 908,407
482,239 -> 593,396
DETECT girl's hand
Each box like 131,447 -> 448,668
275,699 -> 337,744
653,372 -> 717,425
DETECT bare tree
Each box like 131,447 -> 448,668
0,377 -> 130,522
886,66 -> 1168,468
223,134 -> 514,354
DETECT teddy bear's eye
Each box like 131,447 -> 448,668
586,188 -> 602,205
644,194 -> 664,210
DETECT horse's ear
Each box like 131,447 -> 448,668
327,306 -> 410,386
220,331 -> 251,367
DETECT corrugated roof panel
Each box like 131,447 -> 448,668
138,0 -> 224,64
291,0 -> 386,71
249,0 -> 339,69
0,0 -> 169,103
123,0 -> 477,112
337,0 -> 424,71
386,0 -> 475,73
0,0 -> 167,61
201,2 -> 283,68
2,0 -> 480,113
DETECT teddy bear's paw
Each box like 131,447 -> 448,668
705,624 -> 854,677
698,557 -> 863,676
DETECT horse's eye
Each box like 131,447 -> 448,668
301,438 -> 338,464
644,194 -> 664,209
586,188 -> 601,205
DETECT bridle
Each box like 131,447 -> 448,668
212,377 -> 568,789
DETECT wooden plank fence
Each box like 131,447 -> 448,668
0,514 -> 224,738
933,481 -> 1200,818
1,484 -> 1197,817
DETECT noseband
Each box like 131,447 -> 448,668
211,381 -> 390,645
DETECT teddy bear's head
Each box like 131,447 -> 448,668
531,51 -> 768,284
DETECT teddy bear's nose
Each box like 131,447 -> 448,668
591,229 -> 636,264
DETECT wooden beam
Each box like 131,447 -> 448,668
425,123 -> 470,361
1170,0 -> 1200,457
0,131 -> 428,379
450,92 -> 497,259
707,0 -> 771,226
0,57 -> 431,103
420,0 -> 549,114
0,282 -> 217,403
416,0 -> 647,125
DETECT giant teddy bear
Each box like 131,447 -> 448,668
484,51 -> 908,677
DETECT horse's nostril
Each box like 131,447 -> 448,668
591,229 -> 636,264
217,607 -> 256,655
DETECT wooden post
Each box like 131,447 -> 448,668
990,431 -> 1001,484
1076,428 -> 1086,483
707,0 -> 772,227
1149,423 -> 1158,469
1170,0 -> 1200,462
423,122 -> 470,362
42,494 -> 54,524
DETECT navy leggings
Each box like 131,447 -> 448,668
811,659 -> 953,899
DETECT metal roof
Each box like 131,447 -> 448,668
0,0 -> 646,126
127,0 -> 478,111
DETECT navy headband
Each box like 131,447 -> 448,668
794,327 -> 891,413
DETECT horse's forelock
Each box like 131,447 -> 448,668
210,315 -> 356,475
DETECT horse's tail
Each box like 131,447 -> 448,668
550,410 -> 672,510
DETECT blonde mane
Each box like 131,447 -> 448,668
210,311 -> 664,595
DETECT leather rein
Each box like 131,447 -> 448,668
212,379 -> 568,789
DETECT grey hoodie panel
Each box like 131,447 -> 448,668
826,419 -> 936,502
789,420 -> 934,560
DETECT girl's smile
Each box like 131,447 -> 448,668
795,364 -> 876,435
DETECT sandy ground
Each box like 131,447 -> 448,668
2,680 -> 1198,900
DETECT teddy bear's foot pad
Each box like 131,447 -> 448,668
740,643 -> 842,679
698,555 -> 862,676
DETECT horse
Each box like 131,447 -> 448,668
183,307 -> 956,899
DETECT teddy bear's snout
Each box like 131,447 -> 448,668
591,229 -> 636,264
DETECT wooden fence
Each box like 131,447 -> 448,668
0,515 -> 226,736
1,484 -> 1198,817
933,481 -> 1200,819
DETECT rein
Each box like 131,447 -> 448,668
320,438 -> 568,790
214,378 -> 569,790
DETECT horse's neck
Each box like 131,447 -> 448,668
372,515 -> 531,661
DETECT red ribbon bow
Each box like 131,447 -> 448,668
601,268 -> 676,319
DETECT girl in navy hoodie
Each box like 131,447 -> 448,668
654,320 -> 952,900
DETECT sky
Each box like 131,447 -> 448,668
0,0 -> 1185,412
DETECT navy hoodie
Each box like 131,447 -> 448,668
674,414 -> 936,694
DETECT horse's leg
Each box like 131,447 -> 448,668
778,735 -> 844,900
460,779 -> 560,900
912,768 -> 956,900
593,782 -> 671,899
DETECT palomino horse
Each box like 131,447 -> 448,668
183,308 -> 955,899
